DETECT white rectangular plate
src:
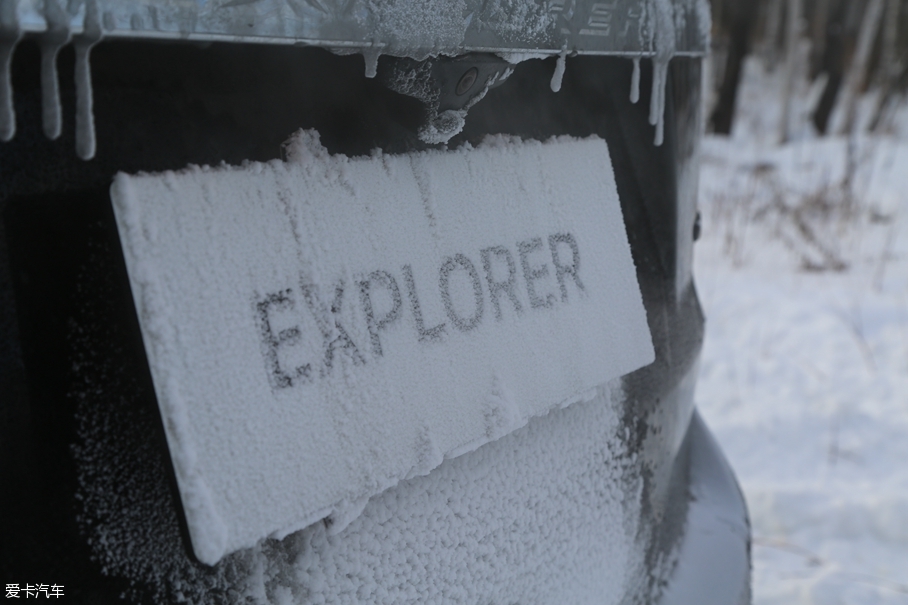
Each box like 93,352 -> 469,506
111,133 -> 654,565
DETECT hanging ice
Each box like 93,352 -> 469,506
630,57 -> 641,104
40,0 -> 70,140
0,0 -> 709,155
550,49 -> 567,93
74,0 -> 102,160
647,0 -> 676,146
0,1 -> 21,142
649,59 -> 668,145
363,48 -> 381,79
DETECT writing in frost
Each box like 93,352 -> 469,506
255,233 -> 585,389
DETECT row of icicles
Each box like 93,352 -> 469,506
360,48 -> 671,147
550,52 -> 668,146
0,7 -> 671,161
1,0 -> 101,160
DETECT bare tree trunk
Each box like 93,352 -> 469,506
810,0 -> 831,78
709,0 -> 761,134
780,0 -> 803,143
764,0 -> 785,68
869,0 -> 902,131
838,0 -> 886,134
879,0 -> 901,83
812,0 -> 864,134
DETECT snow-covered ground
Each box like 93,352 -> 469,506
696,58 -> 908,604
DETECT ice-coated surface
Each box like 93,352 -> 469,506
11,0 -> 710,56
4,0 -> 713,156
110,132 -> 654,565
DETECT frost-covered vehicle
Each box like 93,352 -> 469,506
1,0 -> 749,603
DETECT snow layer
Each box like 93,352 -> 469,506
73,356 -> 646,604
697,134 -> 908,604
110,132 -> 653,565
366,0 -> 550,60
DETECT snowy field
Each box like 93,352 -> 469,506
696,58 -> 908,604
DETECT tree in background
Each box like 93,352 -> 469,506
709,0 -> 762,133
837,0 -> 885,134
780,0 -> 804,141
869,0 -> 905,129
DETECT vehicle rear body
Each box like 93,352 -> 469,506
0,1 -> 749,602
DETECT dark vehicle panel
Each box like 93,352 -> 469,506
0,36 -> 748,604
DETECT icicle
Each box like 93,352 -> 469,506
74,43 -> 96,159
0,3 -> 21,142
630,57 -> 641,104
74,0 -> 102,160
648,59 -> 668,145
40,0 -> 71,140
363,47 -> 380,79
647,0 -> 676,146
550,49 -> 567,93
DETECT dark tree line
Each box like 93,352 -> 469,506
708,0 -> 908,137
